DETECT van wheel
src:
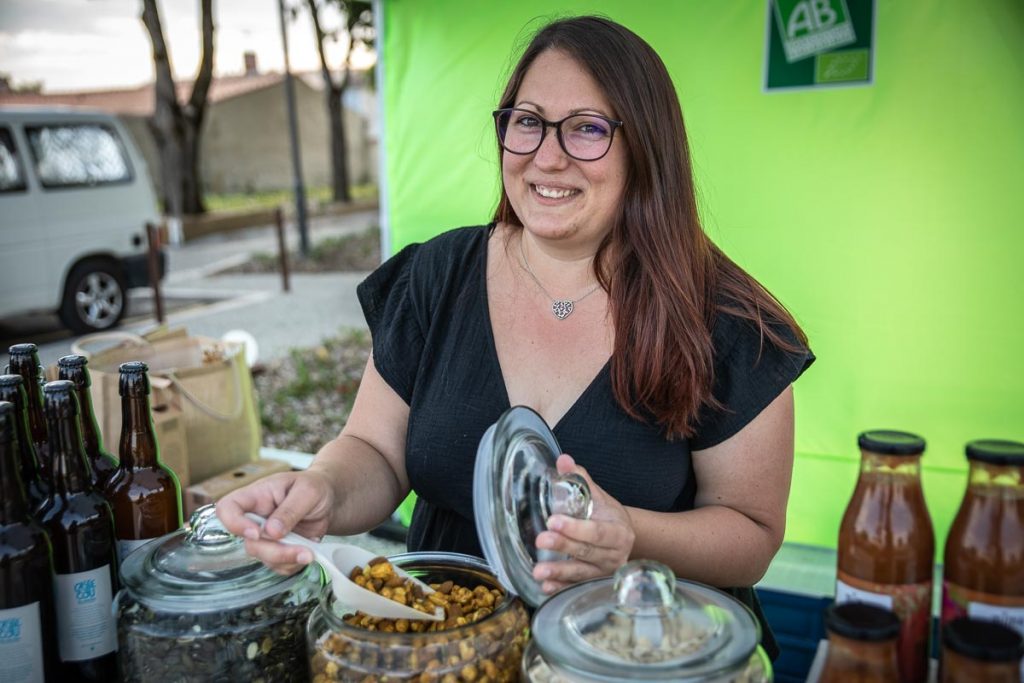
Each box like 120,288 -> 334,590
59,259 -> 128,333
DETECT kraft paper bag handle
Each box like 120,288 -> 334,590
71,331 -> 150,358
163,349 -> 245,422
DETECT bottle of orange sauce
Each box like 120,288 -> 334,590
835,430 -> 935,683
941,439 -> 1024,680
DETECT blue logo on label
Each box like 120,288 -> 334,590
74,579 -> 97,603
0,618 -> 21,642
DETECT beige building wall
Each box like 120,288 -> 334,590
120,79 -> 377,199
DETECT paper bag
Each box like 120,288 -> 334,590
74,328 -> 261,484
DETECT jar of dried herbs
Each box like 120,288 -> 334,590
307,552 -> 529,682
115,504 -> 324,683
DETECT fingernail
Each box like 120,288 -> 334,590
536,567 -> 551,580
244,527 -> 259,541
266,518 -> 284,537
548,516 -> 564,531
297,551 -> 313,565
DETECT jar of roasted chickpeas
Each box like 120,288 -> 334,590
307,552 -> 529,683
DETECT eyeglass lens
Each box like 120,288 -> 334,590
496,109 -> 614,161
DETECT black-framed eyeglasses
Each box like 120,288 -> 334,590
493,108 -> 623,162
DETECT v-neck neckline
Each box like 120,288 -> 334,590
477,225 -> 611,433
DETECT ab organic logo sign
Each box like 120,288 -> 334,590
765,0 -> 874,90
774,0 -> 856,63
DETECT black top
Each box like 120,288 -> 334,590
357,224 -> 815,656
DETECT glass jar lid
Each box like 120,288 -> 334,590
472,405 -> 592,607
120,504 -> 311,613
532,561 -> 761,681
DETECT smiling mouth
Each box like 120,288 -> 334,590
532,184 -> 580,200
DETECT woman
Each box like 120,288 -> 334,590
218,15 -> 813,657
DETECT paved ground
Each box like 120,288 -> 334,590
0,209 -> 378,367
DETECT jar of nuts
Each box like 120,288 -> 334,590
520,560 -> 772,683
307,552 -> 529,683
115,505 -> 324,683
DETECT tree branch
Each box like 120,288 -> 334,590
141,0 -> 179,117
188,0 -> 215,117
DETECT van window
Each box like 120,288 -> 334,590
25,123 -> 133,189
0,127 -> 27,193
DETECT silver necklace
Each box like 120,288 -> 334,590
519,237 -> 602,320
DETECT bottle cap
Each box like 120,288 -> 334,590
825,602 -> 900,641
8,343 -> 38,356
857,430 -> 926,456
943,617 -> 1024,662
965,439 -> 1024,466
119,361 -> 150,396
0,374 -> 23,388
42,380 -> 79,418
58,355 -> 88,369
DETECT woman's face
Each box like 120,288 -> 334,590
502,49 -> 628,252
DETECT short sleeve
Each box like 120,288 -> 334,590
689,314 -> 815,451
356,244 -> 428,404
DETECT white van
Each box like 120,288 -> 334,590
0,106 -> 165,333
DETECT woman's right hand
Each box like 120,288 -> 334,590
216,469 -> 337,575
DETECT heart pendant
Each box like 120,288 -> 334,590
552,300 -> 574,320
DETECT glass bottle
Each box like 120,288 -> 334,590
819,602 -> 901,683
940,617 -> 1023,683
942,439 -> 1024,616
57,355 -> 118,490
0,374 -> 51,514
38,380 -> 118,682
836,430 -> 935,683
0,400 -> 59,682
6,344 -> 50,481
104,361 -> 182,563
941,439 -> 1024,679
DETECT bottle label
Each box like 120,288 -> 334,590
941,580 -> 1024,630
118,538 -> 156,564
54,565 -> 117,661
0,602 -> 45,683
836,571 -> 932,683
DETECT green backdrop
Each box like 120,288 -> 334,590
378,1 -> 1024,552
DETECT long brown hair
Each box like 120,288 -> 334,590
493,16 -> 808,438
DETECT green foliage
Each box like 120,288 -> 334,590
224,226 -> 381,274
205,184 -> 378,212
256,329 -> 371,453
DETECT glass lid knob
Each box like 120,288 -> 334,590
185,504 -> 241,550
543,472 -> 593,521
613,560 -> 677,614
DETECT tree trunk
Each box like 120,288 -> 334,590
327,85 -> 351,202
141,0 -> 214,217
307,0 -> 352,203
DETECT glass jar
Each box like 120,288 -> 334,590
115,504 -> 324,682
836,430 -> 934,683
941,440 -> 1024,640
307,551 -> 529,682
819,602 -> 900,683
521,560 -> 771,682
470,407 -> 770,682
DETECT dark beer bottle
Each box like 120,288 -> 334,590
0,401 -> 59,682
38,380 -> 118,681
57,355 -> 118,490
6,344 -> 50,481
0,374 -> 51,514
104,361 -> 182,563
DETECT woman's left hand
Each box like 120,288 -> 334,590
532,454 -> 636,594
